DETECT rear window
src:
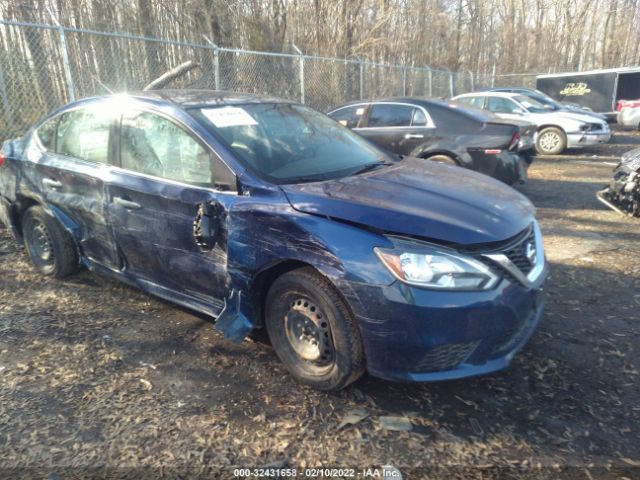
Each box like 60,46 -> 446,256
444,101 -> 492,122
56,107 -> 112,163
368,104 -> 414,127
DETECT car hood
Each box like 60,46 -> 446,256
539,110 -> 604,124
280,158 -> 535,245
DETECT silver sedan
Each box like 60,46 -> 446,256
453,91 -> 611,155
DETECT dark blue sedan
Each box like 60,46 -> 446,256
0,90 -> 548,390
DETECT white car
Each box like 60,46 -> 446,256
618,106 -> 640,129
453,92 -> 611,155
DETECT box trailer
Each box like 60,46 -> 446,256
536,67 -> 640,114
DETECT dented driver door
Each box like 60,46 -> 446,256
106,109 -> 231,309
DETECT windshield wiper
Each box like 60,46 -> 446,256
352,161 -> 394,176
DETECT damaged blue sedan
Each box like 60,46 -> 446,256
0,91 -> 548,390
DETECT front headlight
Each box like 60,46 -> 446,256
374,240 -> 499,291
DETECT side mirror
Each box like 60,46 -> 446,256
193,201 -> 221,250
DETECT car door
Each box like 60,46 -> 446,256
486,96 -> 525,121
27,104 -> 121,270
106,108 -> 234,305
357,103 -> 435,156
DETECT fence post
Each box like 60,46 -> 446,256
469,70 -> 474,92
448,69 -> 454,97
491,64 -> 496,88
293,44 -> 304,104
402,66 -> 407,96
428,68 -> 433,97
203,36 -> 221,90
57,26 -> 75,101
359,61 -> 364,100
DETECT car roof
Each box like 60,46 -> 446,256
456,91 -> 520,99
129,89 -> 293,107
328,96 -> 454,112
68,89 -> 294,111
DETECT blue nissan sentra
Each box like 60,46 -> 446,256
0,90 -> 548,390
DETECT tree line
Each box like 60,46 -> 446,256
2,0 -> 638,76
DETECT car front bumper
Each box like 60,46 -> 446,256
347,268 -> 548,383
567,131 -> 611,147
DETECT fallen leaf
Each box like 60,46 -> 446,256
337,408 -> 369,429
379,416 -> 412,432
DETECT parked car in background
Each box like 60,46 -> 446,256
453,92 -> 611,155
617,99 -> 640,112
616,100 -> 640,129
489,87 -> 608,121
328,98 -> 536,184
618,106 -> 640,129
597,147 -> 640,215
0,90 -> 548,391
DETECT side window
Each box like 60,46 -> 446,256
56,108 -> 112,163
329,106 -> 366,128
35,117 -> 59,151
468,96 -> 485,109
120,111 -> 213,185
487,97 -> 519,113
367,104 -> 413,127
411,108 -> 428,126
455,97 -> 473,106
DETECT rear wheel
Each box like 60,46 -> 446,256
536,127 -> 566,155
265,267 -> 365,391
427,154 -> 458,165
22,206 -> 79,278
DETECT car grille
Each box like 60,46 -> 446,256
585,123 -> 604,132
501,227 -> 536,275
462,223 -> 539,285
413,340 -> 480,372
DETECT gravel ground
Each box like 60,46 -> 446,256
1,127 -> 640,479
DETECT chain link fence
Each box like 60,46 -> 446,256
0,19 -> 538,140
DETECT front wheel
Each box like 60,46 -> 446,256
265,267 -> 365,391
535,127 -> 567,155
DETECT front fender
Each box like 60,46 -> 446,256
219,202 -> 397,341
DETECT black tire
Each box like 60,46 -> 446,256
265,267 -> 365,391
22,205 -> 79,278
535,127 -> 567,155
427,154 -> 458,165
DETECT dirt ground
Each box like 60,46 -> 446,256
1,127 -> 640,479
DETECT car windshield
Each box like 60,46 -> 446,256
527,93 -> 562,110
190,103 -> 391,184
514,95 -> 552,113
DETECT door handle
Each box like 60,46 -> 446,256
404,133 -> 424,139
113,196 -> 142,210
42,178 -> 63,189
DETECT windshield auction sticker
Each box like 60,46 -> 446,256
202,106 -> 258,128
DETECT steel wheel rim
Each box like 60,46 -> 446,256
32,221 -> 54,263
284,297 -> 334,367
539,131 -> 561,151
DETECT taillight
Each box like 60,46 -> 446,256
0,152 -> 5,167
484,149 -> 501,155
508,132 -> 520,151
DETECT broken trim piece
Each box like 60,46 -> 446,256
214,289 -> 253,343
